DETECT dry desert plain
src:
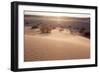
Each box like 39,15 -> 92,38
24,26 -> 90,61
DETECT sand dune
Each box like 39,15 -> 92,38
24,27 -> 90,61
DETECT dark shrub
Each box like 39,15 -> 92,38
31,25 -> 38,29
83,32 -> 90,39
40,24 -> 52,33
59,28 -> 64,32
79,27 -> 85,33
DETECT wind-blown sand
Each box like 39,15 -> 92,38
24,27 -> 90,61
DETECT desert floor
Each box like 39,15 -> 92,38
24,26 -> 90,62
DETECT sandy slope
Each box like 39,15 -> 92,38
24,27 -> 90,61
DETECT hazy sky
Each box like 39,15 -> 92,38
24,11 -> 90,18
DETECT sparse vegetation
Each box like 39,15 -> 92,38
59,28 -> 64,32
83,31 -> 90,39
24,15 -> 90,39
40,24 -> 52,33
31,25 -> 38,29
79,27 -> 85,33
